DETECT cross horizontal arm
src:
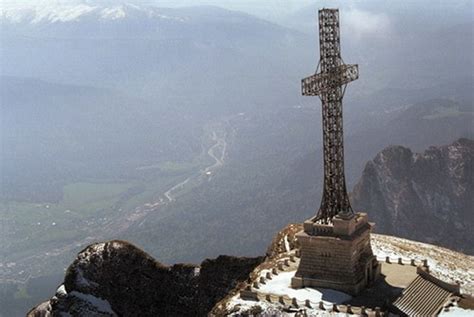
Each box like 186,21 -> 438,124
302,64 -> 358,96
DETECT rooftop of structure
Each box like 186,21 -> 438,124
304,212 -> 370,238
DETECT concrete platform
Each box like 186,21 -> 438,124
382,262 -> 417,288
345,262 -> 419,308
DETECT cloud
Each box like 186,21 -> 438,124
342,8 -> 392,38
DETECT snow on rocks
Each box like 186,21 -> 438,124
0,3 -> 187,25
228,294 -> 351,316
284,235 -> 290,253
56,284 -> 67,298
372,234 -> 474,294
50,283 -> 117,316
439,305 -> 474,317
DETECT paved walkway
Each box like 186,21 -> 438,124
382,262 -> 418,288
347,262 -> 418,308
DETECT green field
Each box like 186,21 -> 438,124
0,163 -> 202,262
3,181 -> 134,228
62,182 -> 132,210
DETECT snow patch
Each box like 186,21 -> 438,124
56,284 -> 67,297
91,242 -> 106,254
258,271 -> 351,304
227,295 -> 276,315
30,5 -> 96,23
0,3 -> 187,24
100,7 -> 126,20
229,294 -> 349,316
439,306 -> 474,316
372,234 -> 474,295
283,235 -> 290,252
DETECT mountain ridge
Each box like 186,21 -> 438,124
27,239 -> 264,316
352,138 -> 474,254
0,3 -> 294,37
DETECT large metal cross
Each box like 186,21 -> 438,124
302,9 -> 358,224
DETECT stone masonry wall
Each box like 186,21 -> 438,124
296,227 -> 372,284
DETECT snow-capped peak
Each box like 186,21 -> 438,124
100,6 -> 126,20
32,4 -> 96,23
0,2 -> 183,24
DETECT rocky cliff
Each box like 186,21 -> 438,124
27,241 -> 263,317
351,138 -> 474,254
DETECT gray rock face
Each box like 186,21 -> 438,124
351,138 -> 473,254
27,240 -> 263,317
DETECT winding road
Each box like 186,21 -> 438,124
163,129 -> 226,202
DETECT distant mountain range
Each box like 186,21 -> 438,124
0,3 -> 312,114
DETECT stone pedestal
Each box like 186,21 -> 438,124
292,212 -> 381,295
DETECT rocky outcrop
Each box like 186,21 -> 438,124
28,240 -> 263,317
197,255 -> 264,314
351,138 -> 474,254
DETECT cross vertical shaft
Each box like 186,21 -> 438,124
293,8 -> 381,295
302,9 -> 358,223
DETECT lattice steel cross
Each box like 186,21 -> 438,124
302,9 -> 358,223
